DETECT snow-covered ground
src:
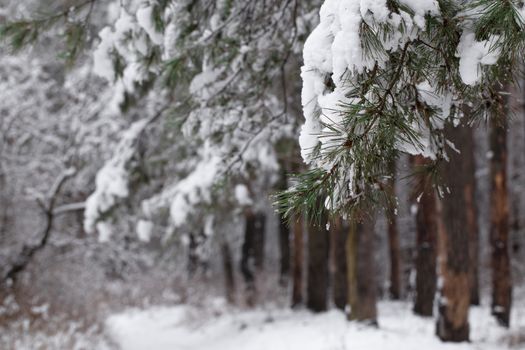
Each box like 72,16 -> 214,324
106,299 -> 525,350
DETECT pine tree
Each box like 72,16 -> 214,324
276,0 -> 525,341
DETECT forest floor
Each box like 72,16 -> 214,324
105,297 -> 525,350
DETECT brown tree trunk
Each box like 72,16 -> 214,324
489,90 -> 512,327
436,122 -> 471,342
386,162 -> 401,300
221,240 -> 236,304
330,217 -> 347,310
278,213 -> 291,286
462,126 -> 480,306
292,214 -> 304,307
347,212 -> 377,324
240,210 -> 266,306
277,170 -> 291,286
412,155 -> 438,317
346,220 -> 358,319
307,214 -> 329,312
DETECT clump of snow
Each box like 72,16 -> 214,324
93,9 -> 136,81
136,4 -> 164,45
136,220 -> 154,242
234,184 -> 252,206
84,119 -> 149,236
456,32 -> 500,86
169,145 -> 221,227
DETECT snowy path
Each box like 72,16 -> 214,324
106,300 -> 525,350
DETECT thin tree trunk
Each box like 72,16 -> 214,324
240,210 -> 266,306
489,89 -> 512,327
292,214 -> 304,307
347,212 -> 377,324
462,125 -> 480,306
386,162 -> 401,300
253,213 -> 266,271
221,240 -> 236,304
346,220 -> 358,319
436,122 -> 470,342
276,170 -> 291,286
330,217 -> 347,310
412,155 -> 438,317
307,213 -> 329,312
278,213 -> 291,286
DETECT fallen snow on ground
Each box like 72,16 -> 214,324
106,299 -> 525,350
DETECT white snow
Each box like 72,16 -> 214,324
136,220 -> 154,242
84,119 -> 149,236
169,146 -> 221,227
136,4 -> 164,46
106,300 -> 525,350
235,184 -> 253,206
456,32 -> 500,86
93,9 -> 136,81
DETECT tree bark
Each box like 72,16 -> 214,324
347,212 -> 377,324
292,214 -> 304,307
306,214 -> 329,312
278,213 -> 291,286
221,240 -> 236,304
436,122 -> 470,342
412,155 -> 438,317
386,162 -> 401,300
330,217 -> 347,310
276,170 -> 291,286
346,220 -> 358,319
462,126 -> 480,306
240,210 -> 266,306
489,90 -> 512,327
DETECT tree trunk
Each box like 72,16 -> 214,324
386,162 -> 401,300
412,155 -> 438,317
240,210 -> 266,306
188,231 -> 208,276
489,90 -> 512,327
278,213 -> 291,286
346,220 -> 358,319
462,126 -> 480,306
436,122 -> 470,342
347,212 -> 377,324
307,214 -> 329,312
292,214 -> 304,307
330,217 -> 347,310
253,213 -> 266,271
221,240 -> 236,304
276,170 -> 291,286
